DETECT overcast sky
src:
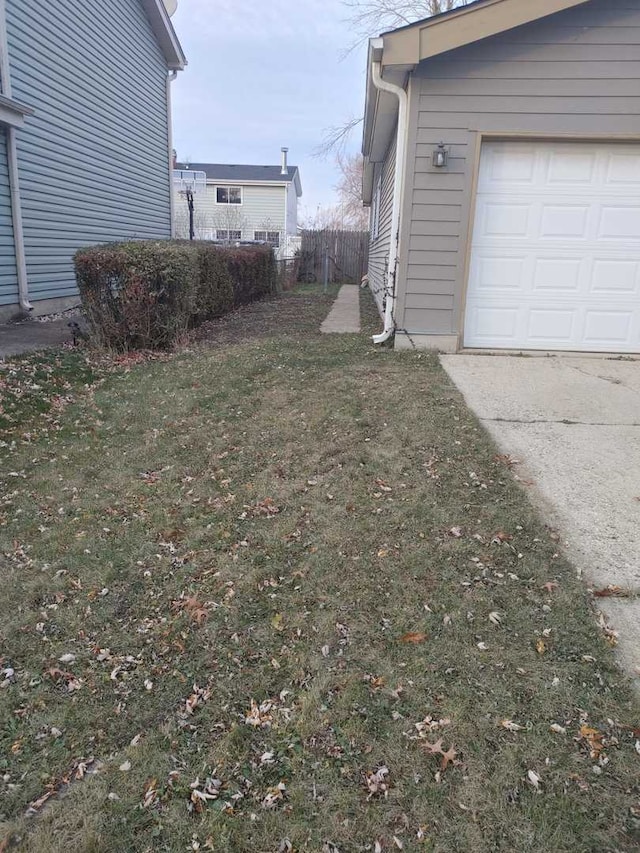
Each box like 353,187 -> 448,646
170,0 -> 368,220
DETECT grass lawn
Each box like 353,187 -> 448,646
0,286 -> 638,852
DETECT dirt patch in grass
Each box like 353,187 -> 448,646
189,284 -> 341,348
0,286 -> 638,852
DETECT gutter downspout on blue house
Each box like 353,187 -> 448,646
0,0 -> 30,312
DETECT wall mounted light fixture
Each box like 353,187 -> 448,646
433,142 -> 449,168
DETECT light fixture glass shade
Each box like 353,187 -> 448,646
433,143 -> 448,168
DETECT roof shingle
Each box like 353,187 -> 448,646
175,162 -> 299,183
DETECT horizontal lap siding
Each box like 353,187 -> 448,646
368,134 -> 397,313
0,129 -> 17,304
7,0 -> 171,303
174,184 -> 287,240
399,0 -> 640,338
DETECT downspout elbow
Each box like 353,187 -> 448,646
370,59 -> 408,345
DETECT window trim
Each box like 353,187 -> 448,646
254,230 -> 281,248
216,229 -> 242,242
215,185 -> 243,205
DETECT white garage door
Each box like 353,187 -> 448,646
464,141 -> 640,352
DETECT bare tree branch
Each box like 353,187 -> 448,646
313,116 -> 364,159
317,1 -> 469,158
341,0 -> 469,56
301,154 -> 370,231
335,153 -> 369,229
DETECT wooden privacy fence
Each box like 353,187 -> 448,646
299,229 -> 369,284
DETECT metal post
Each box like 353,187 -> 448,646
186,188 -> 195,241
323,246 -> 329,293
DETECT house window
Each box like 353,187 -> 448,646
254,230 -> 280,247
371,176 -> 382,240
216,229 -> 241,241
216,186 -> 242,204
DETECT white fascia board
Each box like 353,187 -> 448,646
140,0 -> 187,69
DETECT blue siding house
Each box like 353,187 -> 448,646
0,0 -> 185,320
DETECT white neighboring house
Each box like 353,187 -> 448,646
173,148 -> 302,256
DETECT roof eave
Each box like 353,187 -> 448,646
362,0 -> 593,186
381,0 -> 592,66
140,0 -> 187,70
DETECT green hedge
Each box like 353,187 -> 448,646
74,241 -> 276,351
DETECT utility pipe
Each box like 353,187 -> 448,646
370,60 -> 408,345
0,0 -> 31,310
7,127 -> 30,310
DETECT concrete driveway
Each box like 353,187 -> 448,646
441,354 -> 640,687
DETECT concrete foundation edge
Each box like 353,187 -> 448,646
0,295 -> 81,323
395,332 -> 459,352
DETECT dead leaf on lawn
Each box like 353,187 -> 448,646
579,724 -> 605,759
494,453 -> 520,469
422,739 -> 460,771
536,639 -> 547,655
500,720 -> 525,732
527,769 -> 542,791
399,632 -> 427,645
245,699 -> 277,729
491,531 -> 512,544
593,586 -> 630,598
241,497 -> 281,519
271,613 -> 284,632
175,595 -> 208,625
365,766 -> 390,799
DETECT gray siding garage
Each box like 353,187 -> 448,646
362,0 -> 640,353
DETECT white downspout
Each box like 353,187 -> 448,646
0,0 -> 31,311
167,70 -> 177,238
370,60 -> 408,344
7,128 -> 29,310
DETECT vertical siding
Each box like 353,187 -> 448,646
0,129 -> 17,305
6,0 -> 171,304
368,133 -> 397,314
399,0 -> 640,338
174,184 -> 288,240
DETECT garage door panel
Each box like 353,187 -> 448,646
598,205 -> 640,240
527,308 -> 577,343
470,255 -> 526,290
465,141 -> 640,352
540,204 -> 590,239
478,201 -> 530,237
547,149 -> 597,185
482,143 -> 537,186
532,257 -> 583,292
467,303 -> 520,343
584,310 -> 634,346
591,259 -> 639,294
605,152 -> 640,185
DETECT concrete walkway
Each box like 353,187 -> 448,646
320,285 -> 361,334
0,319 -> 76,358
441,354 -> 640,687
